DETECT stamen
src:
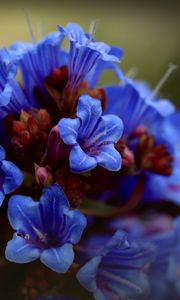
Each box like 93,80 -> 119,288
147,64 -> 178,101
126,67 -> 139,79
88,20 -> 97,42
23,10 -> 36,44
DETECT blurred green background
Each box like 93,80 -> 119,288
1,0 -> 180,105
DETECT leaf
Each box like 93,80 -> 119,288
80,177 -> 145,218
80,199 -> 117,217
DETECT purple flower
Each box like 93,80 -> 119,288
6,184 -> 86,273
58,94 -> 123,173
0,145 -> 23,206
77,230 -> 155,300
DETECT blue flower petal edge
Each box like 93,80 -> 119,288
0,145 -> 23,206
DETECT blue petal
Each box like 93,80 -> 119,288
0,48 -> 17,108
0,48 -> 17,81
78,230 -> 155,300
0,82 -> 13,106
90,114 -> 123,146
0,190 -> 5,206
130,80 -> 175,116
40,244 -> 74,273
68,44 -> 101,89
59,24 -> 120,64
5,233 -> 41,263
10,32 -> 67,101
77,95 -> 102,139
4,79 -> 30,114
63,209 -> 87,244
77,256 -> 102,293
59,23 -> 120,90
105,84 -> 163,137
99,267 -> 150,300
8,195 -> 43,239
70,145 -> 97,173
150,99 -> 175,116
57,118 -> 80,145
58,23 -> 87,45
144,169 -> 180,205
86,56 -> 124,88
39,184 -> 70,235
0,145 -> 6,161
1,160 -> 24,194
96,144 -> 122,171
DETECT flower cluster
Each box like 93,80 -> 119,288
0,22 -> 179,300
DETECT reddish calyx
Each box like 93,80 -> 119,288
5,109 -> 52,172
115,139 -> 135,170
136,133 -> 173,176
55,166 -> 83,207
12,109 -> 51,148
44,65 -> 107,118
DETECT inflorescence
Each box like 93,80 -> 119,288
0,22 -> 179,300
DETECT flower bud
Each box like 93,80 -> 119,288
34,164 -> 53,186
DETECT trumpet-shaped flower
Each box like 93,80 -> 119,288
110,215 -> 180,300
10,32 -> 68,102
58,23 -> 122,92
77,230 -> 155,300
6,184 -> 87,273
105,83 -> 164,138
58,94 -> 123,173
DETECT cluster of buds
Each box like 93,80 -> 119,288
136,133 -> 173,176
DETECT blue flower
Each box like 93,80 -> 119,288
105,82 -> 164,138
144,112 -> 180,204
105,80 -> 180,203
86,47 -> 124,88
0,145 -> 23,206
110,215 -> 180,300
58,94 -> 123,173
0,47 -> 30,118
77,230 -> 155,300
10,32 -> 68,102
58,23 -> 122,93
130,79 -> 175,114
6,184 -> 87,273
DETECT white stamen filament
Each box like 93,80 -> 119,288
23,10 -> 36,44
88,20 -> 97,42
147,63 -> 178,102
126,67 -> 139,79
